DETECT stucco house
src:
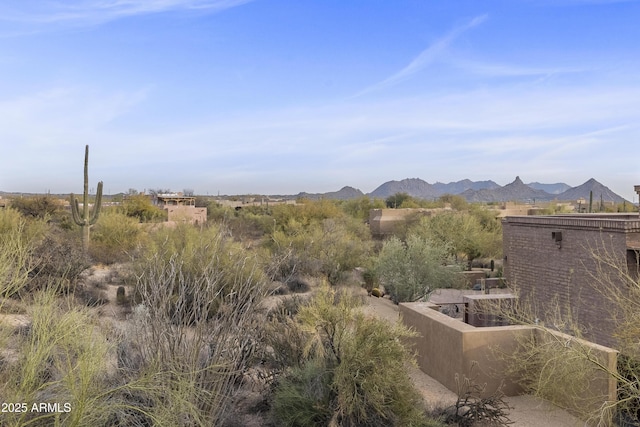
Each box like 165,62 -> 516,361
156,193 -> 207,225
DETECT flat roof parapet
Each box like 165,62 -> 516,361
503,214 -> 640,233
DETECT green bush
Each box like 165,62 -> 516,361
268,217 -> 372,284
89,210 -> 144,264
272,361 -> 333,426
122,194 -> 166,222
0,290 -> 118,426
271,286 -> 437,426
375,235 -> 461,303
0,208 -> 49,299
410,210 -> 502,269
9,195 -> 67,223
127,222 -> 271,424
29,226 -> 90,292
339,196 -> 386,222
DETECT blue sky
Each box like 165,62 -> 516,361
1,0 -> 639,200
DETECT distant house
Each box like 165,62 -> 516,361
155,193 -> 207,225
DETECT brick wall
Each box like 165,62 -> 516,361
503,214 -> 640,348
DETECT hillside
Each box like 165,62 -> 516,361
368,178 -> 440,200
557,178 -> 626,204
432,179 -> 501,195
527,182 -> 572,194
296,186 -> 364,200
461,177 -> 554,203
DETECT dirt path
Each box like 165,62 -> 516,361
360,292 -> 585,427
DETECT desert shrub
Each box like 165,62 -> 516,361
272,360 -> 333,426
0,208 -> 49,300
207,202 -> 233,222
262,296 -> 310,373
0,289 -> 123,426
122,193 -> 166,222
227,210 -> 274,240
271,285 -> 436,426
286,276 -> 311,293
9,195 -> 66,222
268,217 -> 372,285
385,192 -> 415,208
375,235 -> 461,303
496,327 -> 609,423
267,295 -> 307,322
362,268 -> 377,293
440,363 -> 512,427
139,223 -> 267,307
29,226 -> 90,292
89,210 -> 144,264
340,196 -> 386,222
75,283 -> 109,307
124,223 -> 271,424
410,211 -> 502,270
271,199 -> 343,230
616,355 -> 640,425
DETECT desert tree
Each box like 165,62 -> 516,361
375,235 -> 461,303
410,211 -> 502,270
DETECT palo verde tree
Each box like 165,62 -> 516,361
70,145 -> 103,253
375,235 -> 461,303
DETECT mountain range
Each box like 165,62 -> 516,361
1,177 -> 629,204
295,177 -> 628,204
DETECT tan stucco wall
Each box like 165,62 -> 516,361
399,301 -> 617,421
368,208 -> 449,236
400,302 -> 529,396
165,205 -> 207,225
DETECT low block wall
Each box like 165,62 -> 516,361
400,302 -> 529,396
399,302 -> 617,421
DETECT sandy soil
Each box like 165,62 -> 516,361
361,291 -> 585,427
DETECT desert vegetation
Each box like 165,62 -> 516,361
0,185 -> 510,426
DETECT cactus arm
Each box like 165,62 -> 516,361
90,181 -> 103,225
71,194 -> 84,225
71,193 -> 85,225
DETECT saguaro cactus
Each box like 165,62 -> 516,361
71,145 -> 103,253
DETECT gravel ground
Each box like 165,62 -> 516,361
360,291 -> 585,427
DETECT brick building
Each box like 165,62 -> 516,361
502,213 -> 640,348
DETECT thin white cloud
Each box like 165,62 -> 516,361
0,0 -> 253,33
354,14 -> 488,97
445,58 -> 584,78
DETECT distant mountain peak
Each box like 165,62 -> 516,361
557,178 -> 625,203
